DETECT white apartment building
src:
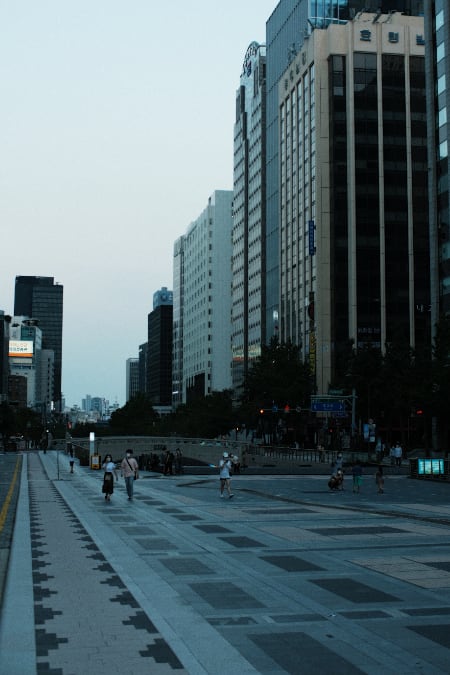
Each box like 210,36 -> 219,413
175,190 -> 233,403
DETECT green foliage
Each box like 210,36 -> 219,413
160,390 -> 234,438
109,393 -> 160,435
243,337 -> 313,411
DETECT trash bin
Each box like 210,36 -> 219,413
90,454 -> 101,470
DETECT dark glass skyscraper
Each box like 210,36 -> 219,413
14,276 -> 63,409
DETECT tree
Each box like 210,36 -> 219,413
109,394 -> 159,435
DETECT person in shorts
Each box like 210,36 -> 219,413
219,452 -> 233,499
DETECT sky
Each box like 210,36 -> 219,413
0,0 -> 278,408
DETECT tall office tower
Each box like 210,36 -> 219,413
425,2 -> 450,322
265,0 -> 424,345
147,287 -> 173,407
0,311 -> 11,402
232,42 -> 267,396
138,342 -> 148,395
14,276 -> 63,409
125,358 -> 140,402
278,11 -> 429,394
176,191 -> 233,404
172,237 -> 185,408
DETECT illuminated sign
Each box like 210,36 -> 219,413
417,459 -> 444,476
9,340 -> 34,358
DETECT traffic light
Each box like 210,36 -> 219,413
415,408 -> 424,417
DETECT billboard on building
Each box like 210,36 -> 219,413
9,340 -> 34,358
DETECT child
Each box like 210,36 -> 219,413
352,461 -> 363,493
375,465 -> 385,493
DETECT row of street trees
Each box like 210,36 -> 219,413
3,317 -> 449,452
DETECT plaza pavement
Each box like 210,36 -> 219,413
1,450 -> 450,674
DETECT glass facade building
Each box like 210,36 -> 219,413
232,42 -> 266,394
14,276 -> 63,409
425,2 -> 450,319
278,12 -> 429,392
265,0 -> 424,346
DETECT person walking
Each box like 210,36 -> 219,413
174,448 -> 183,474
393,442 -> 403,468
121,449 -> 139,501
102,454 -> 118,502
68,446 -> 75,474
219,452 -> 234,499
375,465 -> 385,493
352,460 -> 363,493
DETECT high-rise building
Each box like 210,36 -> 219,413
174,191 -> 233,403
232,41 -> 267,395
0,311 -> 11,402
125,358 -> 140,402
14,276 -> 63,409
265,1 -> 424,345
425,2 -> 449,322
138,342 -> 148,395
277,10 -> 429,393
172,237 -> 185,408
9,317 -> 44,409
147,287 -> 173,407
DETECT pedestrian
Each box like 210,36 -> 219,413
163,447 -> 174,475
389,444 -> 396,466
102,454 -> 118,502
68,445 -> 75,474
393,442 -> 403,468
375,464 -> 385,493
121,449 -> 139,501
174,448 -> 183,474
352,460 -> 363,493
219,452 -> 234,499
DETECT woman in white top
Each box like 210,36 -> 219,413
219,452 -> 234,499
102,455 -> 118,501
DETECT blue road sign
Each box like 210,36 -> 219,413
311,401 -> 345,413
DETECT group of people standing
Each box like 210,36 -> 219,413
328,442 -> 404,494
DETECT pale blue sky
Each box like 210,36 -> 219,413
0,0 -> 278,407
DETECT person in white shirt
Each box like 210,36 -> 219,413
102,455 -> 118,502
219,452 -> 234,499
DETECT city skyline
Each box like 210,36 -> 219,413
0,0 -> 277,407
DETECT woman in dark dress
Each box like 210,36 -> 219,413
102,455 -> 118,501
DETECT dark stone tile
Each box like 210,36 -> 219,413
208,616 -> 258,626
307,526 -> 406,536
219,536 -> 266,548
250,632 -> 365,675
136,538 -> 177,551
261,555 -> 323,572
162,557 -> 214,576
195,524 -> 231,534
190,582 -> 265,610
36,662 -> 64,674
121,526 -> 156,535
159,507 -> 183,513
311,578 -> 400,604
35,629 -> 68,656
270,614 -> 324,623
123,610 -> 157,633
110,590 -> 139,608
245,508 -> 312,514
339,610 -> 391,619
403,607 -> 450,616
172,515 -> 202,521
425,561 -> 450,572
139,638 -> 184,669
408,624 -> 450,649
